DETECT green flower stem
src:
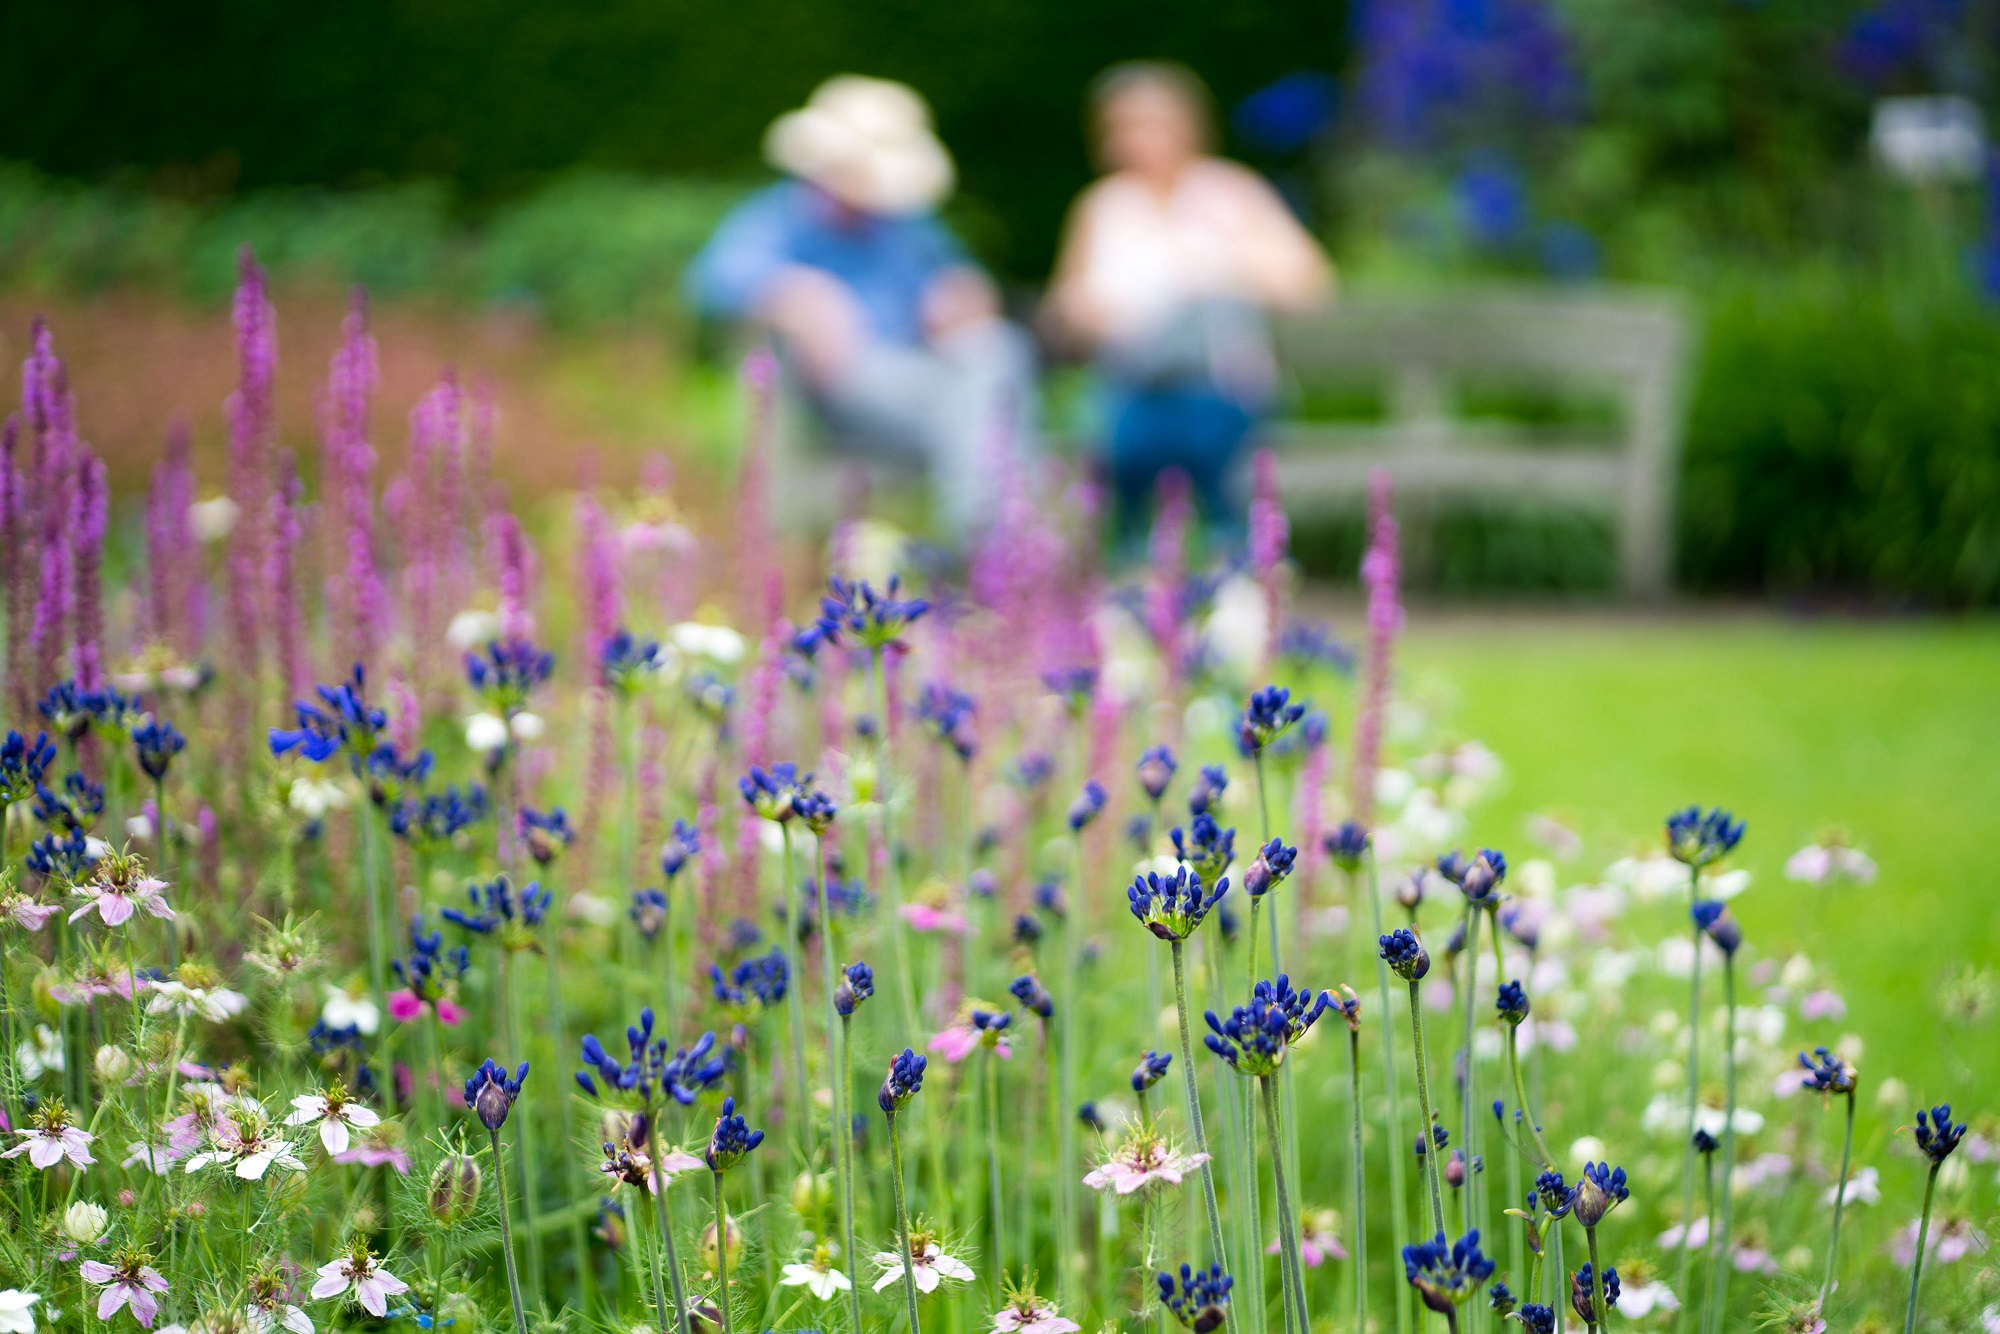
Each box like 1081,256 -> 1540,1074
868,648 -> 918,1042
1348,1026 -> 1368,1334
1170,940 -> 1231,1318
359,797 -> 384,1007
643,1114 -> 691,1334
1704,953 -> 1739,1334
1058,834 -> 1083,1310
712,1171 -> 735,1334
1459,901 -> 1479,1241
1673,865 -> 1704,1334
888,1111 -> 924,1334
1901,1162 -> 1941,1334
1363,852 -> 1415,1334
617,694 -> 640,1024
490,1128 -> 531,1334
777,824 -> 812,1161
1504,1029 -> 1555,1171
837,1013 -> 863,1334
1236,1076 -> 1268,1334
1406,978 -> 1447,1235
540,909 -> 595,1313
1586,1224 -> 1606,1334
1550,1224 -> 1566,1334
1263,1074 -> 1311,1334
983,1047 -> 1005,1291
1818,1088 -> 1856,1318
500,957 -> 546,1301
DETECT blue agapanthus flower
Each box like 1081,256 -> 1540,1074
1496,980 -> 1530,1025
1379,928 -> 1431,981
1570,1264 -> 1618,1326
1009,974 -> 1055,1020
1237,685 -> 1307,754
1067,780 -> 1107,832
1205,975 -> 1333,1077
660,819 -> 701,879
577,1010 -> 726,1107
1665,805 -> 1745,869
1402,1230 -> 1496,1314
1128,865 -> 1231,942
518,806 -> 574,865
365,743 -> 434,808
32,772 -> 104,832
389,785 -> 488,852
1171,813 -> 1236,882
390,914 -> 471,1006
1572,1160 -> 1629,1226
1187,763 -> 1228,816
1691,899 -> 1741,955
1132,1049 -> 1173,1092
1323,820 -> 1370,872
271,667 -> 385,763
711,949 -> 788,1012
0,730 -> 56,805
834,961 -> 874,1016
1042,666 -> 1098,715
26,827 -> 97,882
601,629 -> 665,694
465,1058 -> 529,1132
914,683 -> 977,761
441,876 -> 552,937
1799,1046 -> 1856,1095
1241,838 -> 1297,898
1158,1262 -> 1232,1333
807,574 -> 930,654
132,719 -> 186,781
1915,1103 -> 1966,1164
466,638 -> 555,713
878,1047 -> 927,1112
705,1095 -> 765,1171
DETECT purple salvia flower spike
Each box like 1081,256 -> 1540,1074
1350,468 -> 1401,828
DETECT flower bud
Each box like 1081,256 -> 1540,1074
93,1045 -> 133,1085
790,1171 -> 833,1221
701,1213 -> 743,1272
117,1189 -> 135,1209
62,1200 -> 110,1244
428,1153 -> 483,1225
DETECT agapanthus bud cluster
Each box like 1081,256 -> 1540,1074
1009,974 -> 1054,1019
465,1058 -> 528,1131
1691,900 -> 1741,955
915,682 -> 977,761
465,637 -> 555,714
879,1048 -> 927,1113
1379,927 -> 1431,981
1402,1230 -> 1496,1315
132,718 -> 186,780
1136,745 -> 1178,803
1237,684 -> 1306,754
1322,820 -> 1369,872
704,1096 -> 764,1171
0,730 -> 56,805
1799,1045 -> 1856,1095
660,819 -> 701,879
1158,1262 -> 1232,1333
601,629 -> 664,695
577,1011 -> 727,1106
1665,805 -> 1745,868
1205,975 -> 1332,1076
1241,837 -> 1297,898
1570,1264 -> 1619,1325
1170,814 -> 1236,882
1496,980 -> 1530,1026
1571,1160 -> 1629,1227
834,961 -> 874,1016
1132,1050 -> 1173,1091
805,574 -> 930,653
1066,780 -> 1107,832
1914,1103 -> 1965,1164
1128,865 -> 1231,941
270,666 -> 385,763
518,806 -> 574,865
1186,763 -> 1227,814
1438,847 -> 1506,902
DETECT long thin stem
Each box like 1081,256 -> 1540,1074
1586,1225 -> 1606,1334
540,899 -> 595,1312
983,1048 -> 1005,1294
1704,954 -> 1739,1334
1363,853 -> 1414,1334
504,956 -> 546,1299
490,1128 -> 530,1334
1170,941 -> 1231,1300
1349,1028 -> 1367,1334
644,1113 -> 691,1334
1673,865 -> 1704,1334
360,797 -> 385,1007
1818,1089 -> 1856,1317
868,649 -> 917,1040
1407,978 -> 1447,1234
712,1172 -> 734,1334
1263,1075 -> 1310,1334
777,824 -> 812,1161
888,1113 -> 923,1334
837,1015 -> 863,1334
1901,1163 -> 1940,1334
1459,903 -> 1480,1254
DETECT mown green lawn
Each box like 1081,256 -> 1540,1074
1400,612 -> 2000,1108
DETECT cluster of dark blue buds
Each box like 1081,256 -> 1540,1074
1379,928 -> 1432,981
684,672 -> 735,723
1514,1304 -> 1556,1334
1437,847 -> 1507,903
1496,980 -> 1530,1026
1489,1282 -> 1515,1315
971,1009 -> 1013,1046
391,916 -> 471,1004
1277,620 -> 1356,675
1416,1124 -> 1450,1157
1157,1263 -> 1233,1333
1692,1128 -> 1719,1155
878,1048 -> 927,1113
1498,900 -> 1543,951
1187,763 -> 1228,815
1691,900 -> 1742,955
628,889 -> 669,941
914,683 -> 978,762
364,743 -> 434,808
739,763 -> 803,822
705,1096 -> 765,1171
1136,745 -> 1178,803
711,949 -> 789,1015
271,666 -> 386,763
1570,1264 -> 1619,1325
1914,1103 -> 1966,1165
1042,666 -> 1098,716
441,876 -> 552,942
1402,1230 -> 1497,1315
601,629 -> 664,695
132,718 -> 186,781
1067,780 -> 1107,832
518,806 -> 574,865
27,828 -> 95,882
1236,684 -> 1307,754
1322,820 -> 1369,873
1241,838 -> 1297,898
1132,1050 -> 1173,1092
1665,805 -> 1745,868
1009,974 -> 1055,1020
1013,913 -> 1043,947
1206,975 -> 1333,1077
834,962 -> 874,1016
389,785 -> 489,852
800,874 -> 869,933
39,682 -> 144,741
465,638 -> 555,714
1013,752 -> 1056,792
1534,1170 -> 1573,1218
1171,813 -> 1236,882
1033,879 -> 1067,920
803,574 -> 930,654
32,772 -> 103,832
1572,1160 -> 1629,1227
576,1010 -> 726,1107
0,730 -> 57,806
1128,865 -> 1231,941
1799,1046 -> 1857,1095
660,820 -> 701,879
465,1059 -> 529,1132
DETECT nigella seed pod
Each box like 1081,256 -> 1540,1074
428,1153 -> 483,1224
1394,869 -> 1427,911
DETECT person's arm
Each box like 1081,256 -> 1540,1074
1041,186 -> 1114,350
684,186 -> 801,320
1221,165 -> 1334,312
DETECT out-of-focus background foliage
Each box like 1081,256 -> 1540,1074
3,0 -> 1998,601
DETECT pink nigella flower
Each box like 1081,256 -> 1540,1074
1784,841 -> 1876,885
81,1252 -> 169,1327
992,1290 -> 1079,1334
2,890 -> 58,932
5,1102 -> 96,1169
1657,1217 -> 1710,1250
311,1246 -> 409,1318
1268,1208 -> 1347,1268
68,875 -> 173,928
285,1083 -> 382,1155
1083,1127 -> 1210,1196
1890,1216 -> 1987,1267
331,1122 -> 413,1176
899,901 -> 969,934
1799,989 -> 1846,1021
386,991 -> 464,1027
928,1024 -> 986,1064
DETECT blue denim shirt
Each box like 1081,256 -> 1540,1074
685,180 -> 967,347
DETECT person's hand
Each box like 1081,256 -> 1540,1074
756,264 -> 865,383
921,266 -> 1002,342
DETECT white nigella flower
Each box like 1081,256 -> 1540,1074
183,1113 -> 305,1180
1618,1278 -> 1680,1317
62,1201 -> 110,1245
509,711 -> 544,742
287,778 -> 348,820
778,1247 -> 852,1302
245,1304 -> 313,1334
189,495 -> 240,543
1824,1165 -> 1880,1206
669,621 -> 746,665
4,1103 -> 97,1170
147,976 -> 249,1024
310,1246 -> 408,1318
464,713 -> 509,754
17,1024 -> 64,1080
871,1236 -> 975,1294
284,1084 -> 381,1155
320,984 -> 380,1036
1082,1126 -> 1210,1196
0,1289 -> 39,1334
81,1252 -> 169,1327
445,609 -> 501,651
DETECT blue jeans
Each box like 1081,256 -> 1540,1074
1106,383 -> 1258,547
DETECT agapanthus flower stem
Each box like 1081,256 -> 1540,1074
887,1112 -> 924,1334
1673,865 -> 1704,1334
1586,1224 -> 1606,1334
711,1171 -> 734,1334
1262,1074 -> 1311,1334
1459,903 -> 1479,1241
777,824 -> 812,1161
1704,953 -> 1739,1334
643,1113 -> 692,1334
837,1012 -> 863,1334
868,648 -> 919,1041
1819,1088 -> 1856,1317
1349,1026 -> 1368,1334
1407,979 -> 1448,1235
1362,852 -> 1415,1334
1901,1162 -> 1940,1334
984,1044 -> 1006,1290
1170,940 -> 1231,1319
360,793 -> 386,1004
503,961 -> 546,1297
540,907 -> 595,1313
489,1128 -> 531,1334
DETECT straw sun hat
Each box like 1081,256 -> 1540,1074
763,75 -> 956,215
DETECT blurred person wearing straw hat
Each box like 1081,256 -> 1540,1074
688,75 -> 1038,532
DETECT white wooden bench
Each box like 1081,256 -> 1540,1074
1265,286 -> 1692,595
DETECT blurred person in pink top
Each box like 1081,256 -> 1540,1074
1046,62 -> 1331,546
